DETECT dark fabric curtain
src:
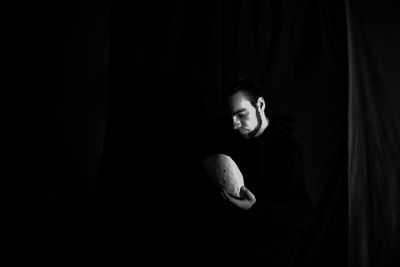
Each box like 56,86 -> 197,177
19,0 -> 400,266
346,0 -> 400,266
19,1 -> 110,266
94,1 -> 348,266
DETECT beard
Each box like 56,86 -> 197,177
246,109 -> 262,139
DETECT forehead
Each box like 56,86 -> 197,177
228,91 -> 254,113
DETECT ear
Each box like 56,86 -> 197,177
257,97 -> 265,111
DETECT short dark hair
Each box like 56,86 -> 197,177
223,78 -> 263,106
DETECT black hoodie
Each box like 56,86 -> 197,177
214,114 -> 317,266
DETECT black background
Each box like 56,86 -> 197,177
19,0 -> 398,266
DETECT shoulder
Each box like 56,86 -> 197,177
266,114 -> 302,149
270,130 -> 303,159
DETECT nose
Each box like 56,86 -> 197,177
232,117 -> 241,130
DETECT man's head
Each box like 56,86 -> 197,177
224,79 -> 269,139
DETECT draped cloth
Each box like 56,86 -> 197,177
346,0 -> 400,266
20,1 -> 400,266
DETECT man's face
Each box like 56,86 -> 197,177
228,91 -> 262,139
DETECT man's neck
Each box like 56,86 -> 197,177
254,116 -> 269,138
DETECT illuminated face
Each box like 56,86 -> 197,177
228,91 -> 263,139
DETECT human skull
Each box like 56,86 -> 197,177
203,154 -> 244,198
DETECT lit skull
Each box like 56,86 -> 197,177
203,154 -> 244,198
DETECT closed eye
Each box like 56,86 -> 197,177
237,113 -> 246,119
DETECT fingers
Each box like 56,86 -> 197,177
222,189 -> 242,200
221,187 -> 256,210
221,189 -> 234,202
240,186 -> 256,201
221,190 -> 228,201
220,190 -> 236,207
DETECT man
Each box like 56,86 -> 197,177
208,79 -> 317,267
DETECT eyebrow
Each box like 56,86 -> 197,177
232,109 -> 247,116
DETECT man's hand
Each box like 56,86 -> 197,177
221,186 -> 256,210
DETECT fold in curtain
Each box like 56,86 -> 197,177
346,0 -> 400,266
